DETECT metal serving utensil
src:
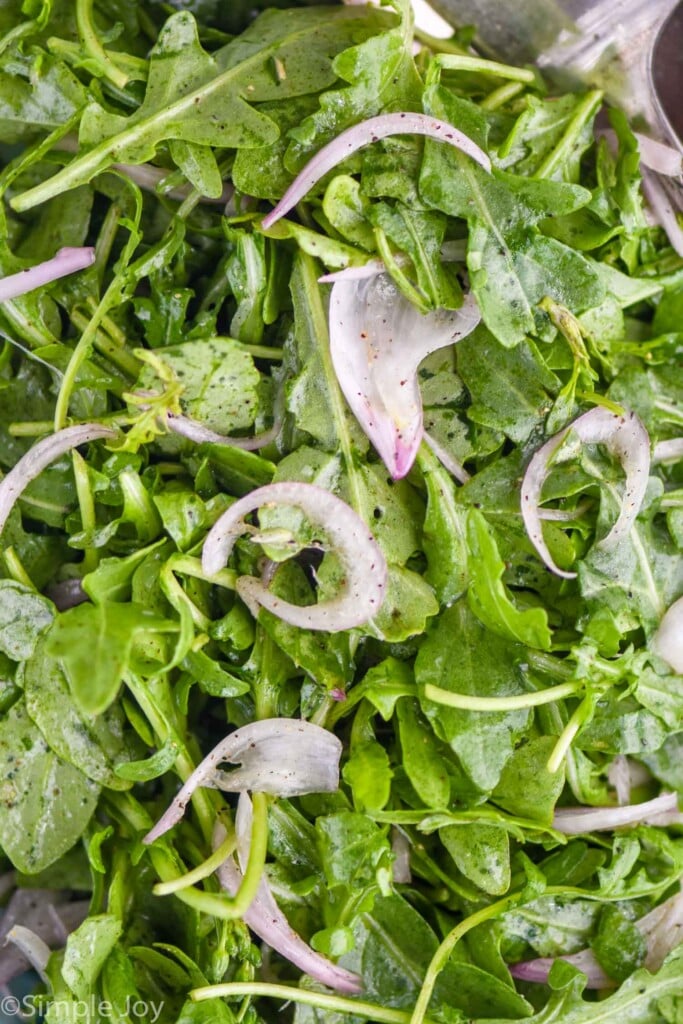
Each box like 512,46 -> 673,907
427,0 -> 683,151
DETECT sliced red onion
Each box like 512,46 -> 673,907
0,424 -> 117,539
652,596 -> 683,674
641,168 -> 683,258
607,755 -> 631,806
391,828 -> 412,884
330,276 -> 481,479
640,886 -> 683,970
521,407 -> 650,579
166,412 -> 279,451
215,795 -> 361,994
261,113 -> 491,229
0,247 -> 95,303
44,578 -> 89,611
552,791 -> 681,834
144,718 -> 342,843
202,482 -> 387,631
511,948 -> 613,989
0,892 -> 89,986
4,926 -> 51,983
634,134 -> 683,177
653,438 -> 683,465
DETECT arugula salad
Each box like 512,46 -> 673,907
0,0 -> 682,1021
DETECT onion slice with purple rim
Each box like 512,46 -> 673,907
653,437 -> 683,464
552,791 -> 681,834
144,719 -> 342,844
261,113 -> 491,229
202,481 -> 387,631
652,596 -> 683,673
521,407 -> 650,578
215,795 -> 361,994
0,247 -> 95,303
330,276 -> 481,479
0,424 -> 117,539
511,948 -> 613,990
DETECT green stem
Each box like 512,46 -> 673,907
159,792 -> 269,919
413,28 -> 470,56
525,650 -> 575,681
69,309 -> 141,378
435,53 -> 536,82
2,547 -> 36,589
160,564 -> 212,632
72,450 -> 98,573
424,679 -> 583,711
191,983 -> 438,1024
230,792 -> 269,915
533,89 -> 603,180
153,829 -> 236,896
9,413 -> 129,437
47,36 -> 147,78
481,80 -> 526,111
75,0 -> 129,89
546,694 -> 595,774
0,111 -> 81,197
409,893 -> 524,1024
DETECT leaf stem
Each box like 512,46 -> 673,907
191,982 -> 438,1024
481,80 -> 526,111
546,693 -> 595,774
435,54 -> 536,83
533,89 -> 603,180
409,892 -> 524,1024
2,547 -> 36,589
153,829 -> 236,896
75,0 -> 129,89
424,679 -> 583,711
72,450 -> 98,573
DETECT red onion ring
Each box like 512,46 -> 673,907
652,596 -> 683,674
552,791 -> 681,834
0,424 -> 117,538
521,407 -> 650,578
201,482 -> 387,631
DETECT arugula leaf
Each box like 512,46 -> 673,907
0,700 -> 99,873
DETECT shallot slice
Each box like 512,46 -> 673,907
0,424 -> 117,539
166,412 -> 280,451
634,133 -> 683,177
330,276 -> 481,478
202,481 -> 387,631
521,407 -> 650,578
215,795 -> 361,994
552,791 -> 681,834
144,719 -> 342,844
653,438 -> 683,465
511,948 -> 613,989
261,113 -> 490,229
0,247 -> 94,303
652,596 -> 683,674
